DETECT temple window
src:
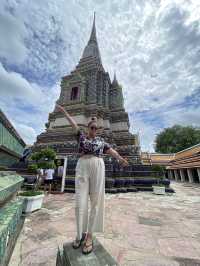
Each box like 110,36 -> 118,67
70,87 -> 79,100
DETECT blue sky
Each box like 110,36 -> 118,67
0,0 -> 200,151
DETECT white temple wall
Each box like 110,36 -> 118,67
49,115 -> 88,128
110,122 -> 128,131
49,116 -> 112,129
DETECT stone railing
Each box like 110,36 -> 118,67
0,172 -> 25,266
0,173 -> 24,204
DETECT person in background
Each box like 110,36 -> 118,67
44,167 -> 55,194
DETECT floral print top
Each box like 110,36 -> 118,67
76,129 -> 111,157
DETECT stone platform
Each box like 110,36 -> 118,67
9,181 -> 200,266
57,237 -> 118,266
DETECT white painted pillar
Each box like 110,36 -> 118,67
197,168 -> 200,183
169,170 -> 174,180
61,157 -> 67,192
187,168 -> 194,183
167,170 -> 170,179
174,169 -> 179,181
180,169 -> 185,182
172,170 -> 175,180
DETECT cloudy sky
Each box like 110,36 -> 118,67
0,0 -> 200,151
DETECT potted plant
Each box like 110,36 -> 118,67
18,148 -> 56,213
152,165 -> 166,195
152,179 -> 166,195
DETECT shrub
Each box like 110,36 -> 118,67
37,161 -> 56,169
18,191 -> 44,196
28,164 -> 38,173
40,148 -> 56,160
29,148 -> 56,171
151,165 -> 166,177
30,148 -> 56,162
31,152 -> 42,161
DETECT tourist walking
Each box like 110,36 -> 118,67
44,167 -> 55,195
56,104 -> 129,254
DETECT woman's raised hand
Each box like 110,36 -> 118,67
56,103 -> 66,114
56,103 -> 78,130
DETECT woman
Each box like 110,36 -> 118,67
56,104 -> 129,255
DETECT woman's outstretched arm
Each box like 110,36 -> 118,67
56,104 -> 79,131
106,147 -> 129,167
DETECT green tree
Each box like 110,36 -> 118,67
155,125 -> 200,153
30,148 -> 56,169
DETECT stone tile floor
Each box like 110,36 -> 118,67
9,181 -> 200,266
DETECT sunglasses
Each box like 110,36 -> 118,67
90,126 -> 97,130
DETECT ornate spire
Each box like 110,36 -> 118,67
110,71 -> 124,109
112,71 -> 119,87
89,12 -> 97,43
81,13 -> 102,63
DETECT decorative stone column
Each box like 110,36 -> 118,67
187,168 -> 194,183
168,170 -> 173,180
197,168 -> 200,183
179,169 -> 185,182
171,170 -> 175,180
174,169 -> 179,181
170,170 -> 173,179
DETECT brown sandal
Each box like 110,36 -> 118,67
72,233 -> 86,249
82,238 -> 93,255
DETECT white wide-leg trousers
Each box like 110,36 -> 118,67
75,154 -> 105,240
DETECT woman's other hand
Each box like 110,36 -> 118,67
106,148 -> 129,167
119,157 -> 129,167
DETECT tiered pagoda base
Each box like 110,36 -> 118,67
34,126 -> 142,164
63,176 -> 174,194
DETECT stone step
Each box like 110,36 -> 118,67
57,237 -> 118,266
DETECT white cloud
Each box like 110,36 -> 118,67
12,122 -> 37,145
163,105 -> 200,128
0,62 -> 59,144
0,62 -> 43,102
0,4 -> 28,64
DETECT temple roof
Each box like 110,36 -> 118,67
81,13 -> 102,64
0,109 -> 26,146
